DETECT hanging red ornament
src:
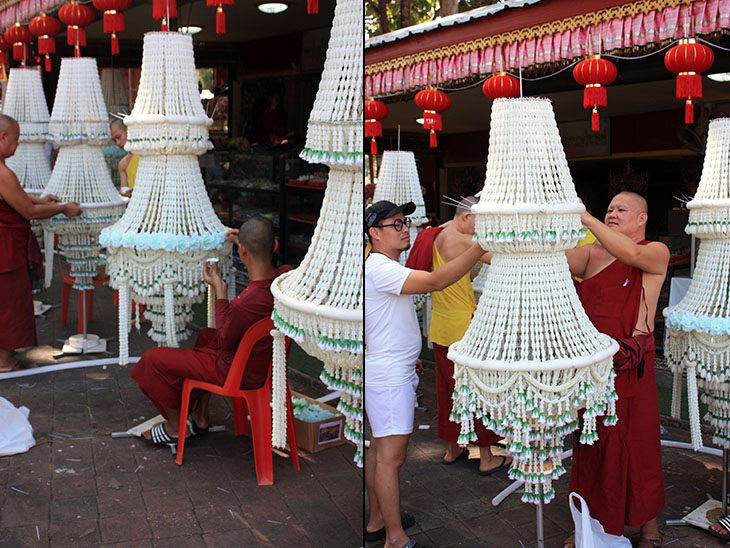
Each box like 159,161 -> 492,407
364,99 -> 388,155
58,2 -> 95,57
153,0 -> 177,24
482,72 -> 520,100
4,24 -> 33,65
93,0 -> 133,55
573,54 -> 617,132
308,0 -> 318,14
0,36 -> 10,71
206,0 -> 234,34
414,88 -> 451,148
664,38 -> 714,125
29,14 -> 62,72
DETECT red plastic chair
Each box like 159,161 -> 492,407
175,317 -> 300,485
56,235 -> 108,333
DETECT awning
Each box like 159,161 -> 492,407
0,0 -> 65,31
365,0 -> 730,98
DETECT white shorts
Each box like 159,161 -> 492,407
365,377 -> 419,438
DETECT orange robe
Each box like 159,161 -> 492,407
569,241 -> 665,535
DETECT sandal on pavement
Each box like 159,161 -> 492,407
441,448 -> 468,465
363,511 -> 416,542
637,538 -> 662,548
188,417 -> 209,435
709,515 -> 730,540
142,423 -> 178,447
401,539 -> 430,548
479,455 -> 511,476
563,533 -> 575,548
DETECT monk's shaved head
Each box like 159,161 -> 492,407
110,118 -> 127,131
454,195 -> 477,219
615,191 -> 648,214
238,216 -> 275,260
0,114 -> 19,135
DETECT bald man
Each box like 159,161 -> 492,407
110,118 -> 137,197
131,216 -> 291,446
0,114 -> 81,371
564,192 -> 669,548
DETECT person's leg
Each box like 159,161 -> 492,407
638,518 -> 660,546
0,348 -> 14,370
191,393 -> 211,429
374,434 -> 411,548
365,437 -> 383,534
477,446 -> 512,473
433,344 -> 465,463
140,405 -> 191,440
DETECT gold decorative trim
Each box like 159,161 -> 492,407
366,0 -> 693,75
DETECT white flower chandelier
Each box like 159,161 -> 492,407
100,32 -> 231,363
42,58 -> 126,292
664,117 -> 730,450
271,0 -> 363,465
449,98 -> 619,504
373,150 -> 427,264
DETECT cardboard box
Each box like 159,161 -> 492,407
291,391 -> 346,453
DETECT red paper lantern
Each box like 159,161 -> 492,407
93,0 -> 132,55
59,2 -> 95,57
0,36 -> 9,69
482,72 -> 520,100
573,54 -> 617,132
206,0 -> 234,34
365,99 -> 388,155
152,0 -> 177,25
308,0 -> 317,14
4,24 -> 33,65
414,88 -> 451,148
29,14 -> 62,72
665,39 -> 714,124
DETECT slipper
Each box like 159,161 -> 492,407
709,515 -> 730,540
188,417 -> 209,435
363,511 -> 415,542
401,539 -> 429,548
478,455 -> 511,476
441,449 -> 469,465
637,538 -> 662,548
142,423 -> 178,447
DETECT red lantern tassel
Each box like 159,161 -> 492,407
45,54 -> 51,72
430,129 -> 437,148
153,0 -> 177,19
308,0 -> 318,14
161,18 -> 168,31
685,99 -> 694,125
74,45 -> 81,58
104,12 -> 125,34
371,137 -> 377,155
76,28 -> 87,47
38,36 -> 55,54
591,107 -> 599,132
583,85 -> 606,109
216,6 -> 225,34
677,73 -> 702,100
111,33 -> 119,55
423,111 -> 442,131
12,43 -> 25,61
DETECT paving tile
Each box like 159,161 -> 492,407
193,505 -> 250,533
99,513 -> 152,544
142,487 -> 194,513
152,535 -> 206,548
51,474 -> 98,499
146,509 -> 202,539
187,482 -> 239,508
47,519 -> 100,546
0,523 -> 48,547
202,529 -> 260,547
50,495 -> 98,522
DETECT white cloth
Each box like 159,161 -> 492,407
0,397 -> 36,456
365,377 -> 419,437
364,252 -> 421,387
569,492 -> 632,548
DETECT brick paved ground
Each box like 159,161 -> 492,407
0,270 -> 363,547
365,361 -> 730,548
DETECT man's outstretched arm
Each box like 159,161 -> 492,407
401,242 -> 484,295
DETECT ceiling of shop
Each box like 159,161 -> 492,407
83,0 -> 335,44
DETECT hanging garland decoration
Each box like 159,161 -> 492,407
572,55 -> 617,132
414,87 -> 450,148
58,2 -> 95,57
29,14 -> 61,72
482,71 -> 520,100
152,0 -> 177,29
206,0 -> 234,34
4,24 -> 33,66
664,38 -> 714,125
92,0 -> 133,55
364,98 -> 388,155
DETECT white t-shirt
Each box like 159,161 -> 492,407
365,252 -> 422,387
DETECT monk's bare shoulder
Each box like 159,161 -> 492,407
0,162 -> 21,200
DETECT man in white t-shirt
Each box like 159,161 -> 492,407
364,200 -> 484,548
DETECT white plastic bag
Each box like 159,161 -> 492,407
569,492 -> 632,548
0,397 -> 36,456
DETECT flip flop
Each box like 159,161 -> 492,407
441,449 -> 469,465
709,515 -> 730,540
363,511 -> 415,542
478,455 -> 511,476
188,417 -> 209,435
637,538 -> 662,548
141,423 -> 178,447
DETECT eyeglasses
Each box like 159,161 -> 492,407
377,218 -> 412,232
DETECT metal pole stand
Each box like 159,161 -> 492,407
536,484 -> 545,548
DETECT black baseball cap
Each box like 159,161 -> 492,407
365,200 -> 416,233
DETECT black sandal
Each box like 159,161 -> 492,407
142,423 -> 178,447
709,515 -> 730,541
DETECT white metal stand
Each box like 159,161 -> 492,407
61,288 -> 107,354
536,484 -> 545,548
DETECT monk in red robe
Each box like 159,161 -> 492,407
0,114 -> 81,372
407,197 -> 508,474
565,192 -> 669,548
131,216 -> 291,445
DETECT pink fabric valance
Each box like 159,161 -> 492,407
365,0 -> 730,97
0,0 -> 67,32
